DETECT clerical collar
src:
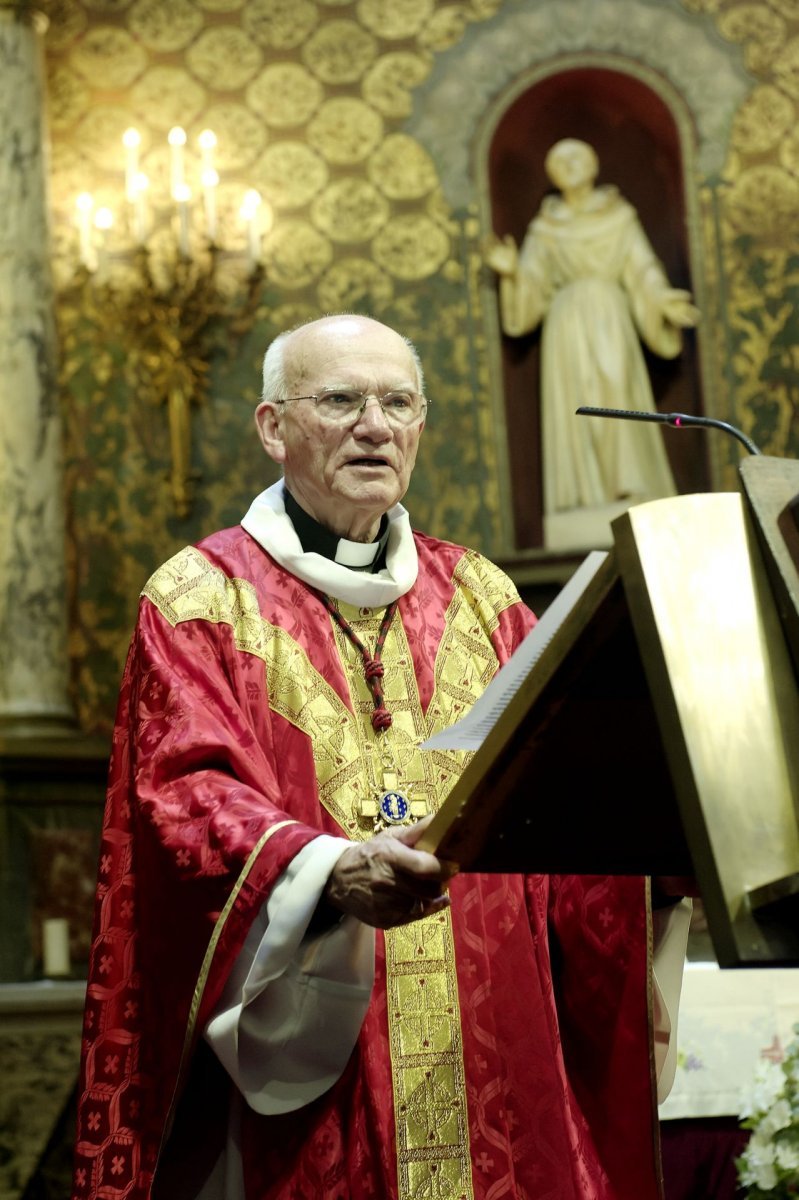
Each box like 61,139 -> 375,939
283,488 -> 390,573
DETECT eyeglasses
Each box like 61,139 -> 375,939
277,388 -> 429,428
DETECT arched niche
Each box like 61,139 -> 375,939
485,65 -> 710,550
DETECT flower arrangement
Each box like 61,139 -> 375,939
737,1024 -> 799,1197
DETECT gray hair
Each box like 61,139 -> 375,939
260,316 -> 425,404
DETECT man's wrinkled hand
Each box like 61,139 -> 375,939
324,815 -> 452,929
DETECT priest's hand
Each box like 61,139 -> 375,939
323,816 -> 453,929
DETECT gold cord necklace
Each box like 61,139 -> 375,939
319,593 -> 426,831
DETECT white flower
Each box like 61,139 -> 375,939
740,1061 -> 785,1119
775,1140 -> 799,1171
744,1131 -> 776,1168
753,1161 -> 778,1191
759,1099 -> 793,1137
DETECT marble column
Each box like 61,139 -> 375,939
0,5 -> 74,735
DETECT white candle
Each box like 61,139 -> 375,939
168,126 -> 187,198
75,192 -> 96,271
131,171 -> 149,244
94,206 -> 113,279
42,917 -> 71,977
122,127 -> 140,202
174,182 -> 191,256
201,167 -> 218,243
198,128 -> 216,173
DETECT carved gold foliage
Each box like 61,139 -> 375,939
361,50 -> 433,118
127,0 -> 204,53
769,0 -> 799,17
772,34 -> 799,97
356,0 -> 434,39
241,0 -> 320,49
73,103 -> 141,168
731,84 -> 795,154
302,18 -> 378,83
722,246 -> 799,452
779,125 -> 799,176
69,25 -> 146,87
307,97 -> 384,164
716,4 -> 786,73
368,133 -> 438,200
251,141 -> 328,210
311,178 -> 390,242
418,5 -> 470,51
372,214 -> 450,281
725,165 -> 799,235
47,64 -> 91,130
245,62 -> 323,128
185,26 -> 263,89
316,256 -> 395,313
199,101 -> 266,169
130,65 -> 205,131
42,0 -> 87,50
262,218 -> 333,288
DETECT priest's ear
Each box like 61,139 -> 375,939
254,400 -> 286,465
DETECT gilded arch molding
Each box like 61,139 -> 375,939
402,0 -> 756,554
406,0 -> 752,209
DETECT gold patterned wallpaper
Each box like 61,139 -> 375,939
34,0 -> 799,732
705,0 -> 799,473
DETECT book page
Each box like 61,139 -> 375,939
420,551 -> 608,752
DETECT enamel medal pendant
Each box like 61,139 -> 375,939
378,788 -> 411,825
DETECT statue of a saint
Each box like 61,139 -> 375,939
485,138 -> 699,549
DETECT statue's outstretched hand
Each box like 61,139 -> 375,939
662,288 -> 700,329
484,233 -> 519,277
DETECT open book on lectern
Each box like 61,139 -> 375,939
415,545 -> 692,880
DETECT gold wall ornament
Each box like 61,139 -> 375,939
246,62 -> 324,128
252,140 -> 328,210
725,165 -> 799,235
241,0 -> 319,50
184,25 -> 263,89
310,178 -> 390,242
731,84 -> 795,155
63,247 -> 265,519
129,64 -> 206,133
302,18 -> 378,83
127,0 -> 204,54
307,96 -> 385,164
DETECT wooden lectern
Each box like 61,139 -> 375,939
419,458 -> 799,968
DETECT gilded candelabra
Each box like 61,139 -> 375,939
62,126 -> 268,518
63,247 -> 264,519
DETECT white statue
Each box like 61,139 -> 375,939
485,138 -> 699,549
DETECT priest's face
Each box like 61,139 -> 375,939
256,316 -> 426,542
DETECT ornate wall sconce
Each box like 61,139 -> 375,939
67,127 -> 269,519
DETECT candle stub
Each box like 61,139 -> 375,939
42,917 -> 71,977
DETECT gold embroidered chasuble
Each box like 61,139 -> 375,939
143,543 -> 520,1200
75,524 -> 664,1200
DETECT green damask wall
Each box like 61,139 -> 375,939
41,0 -> 799,733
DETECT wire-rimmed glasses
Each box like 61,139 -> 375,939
277,387 -> 429,428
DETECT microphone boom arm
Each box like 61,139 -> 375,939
575,406 -> 762,457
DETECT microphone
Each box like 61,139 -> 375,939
575,406 -> 761,456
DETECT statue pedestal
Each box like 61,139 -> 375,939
544,499 -> 635,552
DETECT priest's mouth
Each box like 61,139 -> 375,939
347,457 -> 390,467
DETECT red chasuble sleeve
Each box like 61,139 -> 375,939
73,591 -> 323,1200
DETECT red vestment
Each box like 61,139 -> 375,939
72,525 -> 661,1200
